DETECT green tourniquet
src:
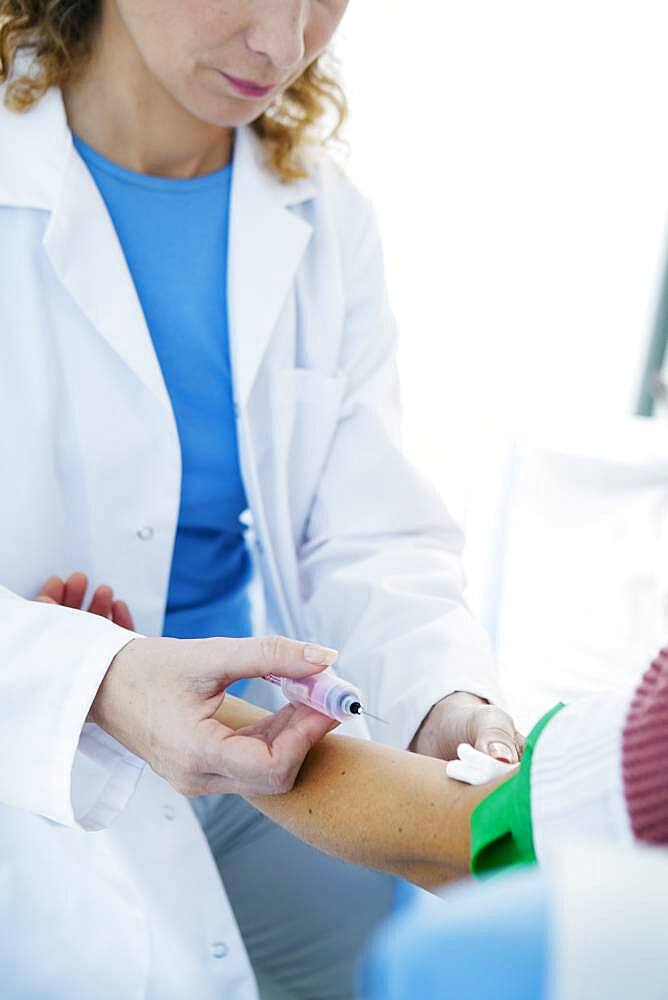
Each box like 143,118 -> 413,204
470,703 -> 565,877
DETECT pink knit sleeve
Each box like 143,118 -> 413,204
622,648 -> 668,845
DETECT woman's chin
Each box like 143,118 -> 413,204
184,71 -> 274,128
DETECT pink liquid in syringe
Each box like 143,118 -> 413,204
263,670 -> 386,724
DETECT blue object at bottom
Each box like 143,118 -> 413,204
360,867 -> 549,1000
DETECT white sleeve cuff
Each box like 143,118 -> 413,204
72,723 -> 146,831
531,687 -> 636,863
372,664 -> 504,752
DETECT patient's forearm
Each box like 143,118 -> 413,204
215,697 -> 506,890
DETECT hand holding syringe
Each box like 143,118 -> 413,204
264,669 -> 387,724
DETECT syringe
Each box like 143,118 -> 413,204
264,670 -> 387,724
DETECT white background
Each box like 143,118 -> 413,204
335,0 -> 668,481
332,2 -> 668,719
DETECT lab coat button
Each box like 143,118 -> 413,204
233,401 -> 240,419
137,526 -> 154,541
255,538 -> 264,556
211,942 -> 229,959
162,805 -> 176,821
652,372 -> 668,401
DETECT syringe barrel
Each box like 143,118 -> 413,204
275,671 -> 364,723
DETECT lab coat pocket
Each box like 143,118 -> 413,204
263,366 -> 347,545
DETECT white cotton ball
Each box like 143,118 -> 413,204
445,744 -> 518,785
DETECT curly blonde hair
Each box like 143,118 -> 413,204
0,1 -> 348,182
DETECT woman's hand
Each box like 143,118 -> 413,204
410,691 -> 524,765
35,571 -> 134,630
90,635 -> 339,797
33,570 -> 338,798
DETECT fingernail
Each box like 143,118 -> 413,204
303,644 -> 338,666
488,742 -> 514,763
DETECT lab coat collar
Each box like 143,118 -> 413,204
0,82 -> 316,407
227,126 -> 316,403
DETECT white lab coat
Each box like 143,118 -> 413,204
0,81 -> 499,997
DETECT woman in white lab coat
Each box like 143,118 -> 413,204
0,1 -> 520,997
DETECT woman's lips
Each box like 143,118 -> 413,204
222,72 -> 277,98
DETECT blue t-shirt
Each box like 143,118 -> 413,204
73,133 -> 253,653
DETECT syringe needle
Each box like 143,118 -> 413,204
358,708 -> 389,725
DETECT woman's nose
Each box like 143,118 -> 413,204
245,0 -> 307,72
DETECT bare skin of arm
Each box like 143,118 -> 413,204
215,696 -> 511,891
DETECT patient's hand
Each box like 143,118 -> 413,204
34,571 -> 135,629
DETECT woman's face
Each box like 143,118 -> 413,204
111,0 -> 350,126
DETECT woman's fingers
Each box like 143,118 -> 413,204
207,635 -> 339,687
194,703 -> 337,795
35,573 -> 87,608
471,705 -> 521,764
34,571 -> 135,627
111,599 -> 135,630
63,571 -> 88,609
87,584 -> 114,618
35,575 -> 66,604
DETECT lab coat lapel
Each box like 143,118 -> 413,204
227,126 -> 315,405
43,138 -> 172,412
2,84 -> 316,412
